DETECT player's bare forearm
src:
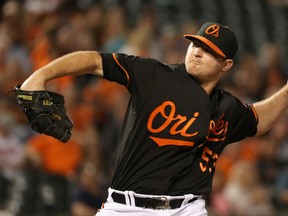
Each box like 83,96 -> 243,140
21,51 -> 103,91
253,82 -> 288,135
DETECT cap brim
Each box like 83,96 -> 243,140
184,34 -> 226,58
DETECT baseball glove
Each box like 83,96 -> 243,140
13,85 -> 73,142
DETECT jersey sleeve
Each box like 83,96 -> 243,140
100,52 -> 159,95
226,97 -> 258,143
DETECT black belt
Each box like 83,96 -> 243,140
111,192 -> 199,209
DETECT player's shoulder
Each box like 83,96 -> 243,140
168,63 -> 185,70
132,55 -> 183,74
166,63 -> 187,75
114,53 -> 159,63
103,52 -> 185,75
214,88 -> 233,97
213,87 -> 247,109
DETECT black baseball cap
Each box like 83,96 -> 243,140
184,22 -> 238,59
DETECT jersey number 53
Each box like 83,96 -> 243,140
199,147 -> 219,173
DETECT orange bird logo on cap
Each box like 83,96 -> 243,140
205,24 -> 220,37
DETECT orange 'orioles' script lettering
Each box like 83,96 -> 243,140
147,101 -> 199,147
206,113 -> 228,142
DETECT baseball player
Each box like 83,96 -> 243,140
17,22 -> 288,216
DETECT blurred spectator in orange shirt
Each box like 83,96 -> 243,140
24,134 -> 83,216
26,135 -> 82,176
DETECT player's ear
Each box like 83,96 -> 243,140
222,59 -> 233,72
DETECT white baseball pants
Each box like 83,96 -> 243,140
96,188 -> 208,216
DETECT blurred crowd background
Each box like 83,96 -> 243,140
0,0 -> 288,215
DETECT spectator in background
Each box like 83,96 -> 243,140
24,134 -> 83,215
258,42 -> 285,91
231,54 -> 265,102
0,0 -> 32,93
272,168 -> 288,214
223,160 -> 275,216
0,110 -> 26,215
207,170 -> 231,216
69,100 -> 104,171
81,80 -> 130,175
71,162 -> 105,216
101,5 -> 128,52
256,114 -> 287,189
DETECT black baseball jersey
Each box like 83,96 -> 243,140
100,53 -> 258,196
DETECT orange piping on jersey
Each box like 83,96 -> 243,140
112,53 -> 130,87
150,136 -> 195,147
250,105 -> 259,123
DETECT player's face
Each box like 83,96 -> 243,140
185,40 -> 232,86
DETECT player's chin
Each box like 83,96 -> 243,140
186,64 -> 200,76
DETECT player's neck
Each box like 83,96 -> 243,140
200,81 -> 218,96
